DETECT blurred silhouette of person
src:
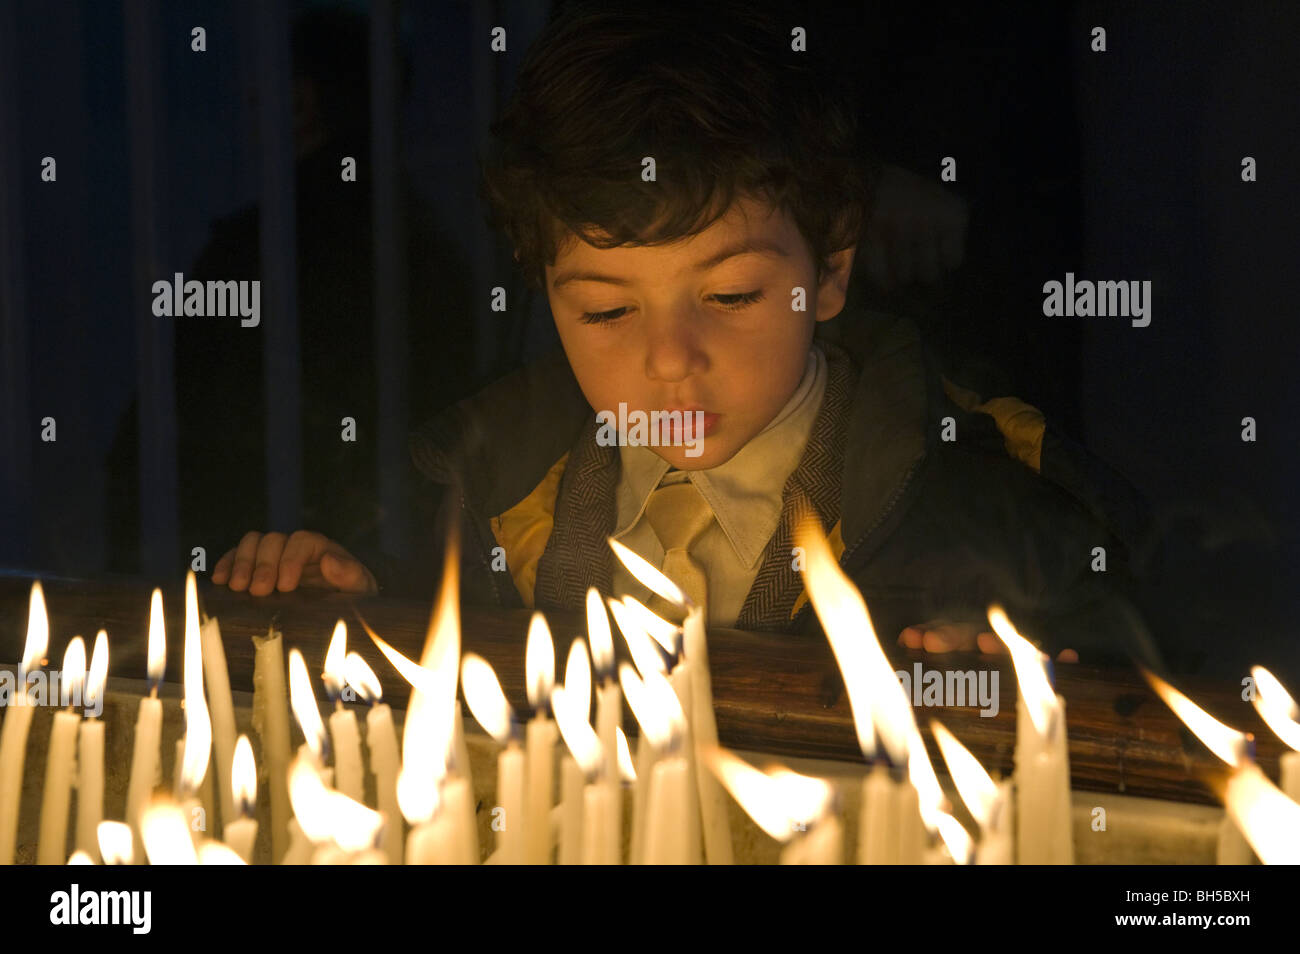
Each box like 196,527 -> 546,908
106,7 -> 477,576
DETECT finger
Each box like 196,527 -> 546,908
898,626 -> 925,650
212,548 -> 237,584
1056,648 -> 1079,664
319,549 -> 375,594
250,532 -> 289,596
277,530 -> 326,592
922,622 -> 980,653
228,532 -> 264,591
976,632 -> 1005,654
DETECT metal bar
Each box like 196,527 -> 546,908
123,0 -> 178,577
255,0 -> 302,533
371,0 -> 410,558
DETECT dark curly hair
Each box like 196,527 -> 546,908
478,0 -> 880,293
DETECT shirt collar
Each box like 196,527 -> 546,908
613,345 -> 828,567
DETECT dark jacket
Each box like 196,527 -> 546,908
382,306 -> 1162,667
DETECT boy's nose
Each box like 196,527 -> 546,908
643,311 -> 707,383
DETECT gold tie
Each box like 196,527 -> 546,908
643,480 -> 715,620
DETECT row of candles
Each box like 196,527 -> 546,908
1,517 -> 1298,864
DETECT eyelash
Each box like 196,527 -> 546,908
579,290 -> 766,325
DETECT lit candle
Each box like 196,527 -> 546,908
551,683 -> 620,866
769,767 -> 839,865
124,588 -> 166,865
223,735 -> 258,863
75,631 -> 108,863
557,638 -> 593,865
681,603 -> 733,864
932,720 -> 1013,865
586,589 -> 624,863
97,821 -> 133,865
462,653 -> 524,863
344,652 -> 402,863
37,636 -> 85,864
524,612 -> 557,865
251,626 -> 292,862
140,796 -> 198,865
322,621 -> 364,803
989,606 -> 1074,865
396,642 -> 459,864
631,667 -> 694,864
288,647 -> 330,780
199,610 -> 238,839
1248,666 -> 1300,802
175,572 -> 214,849
859,761 -> 899,864
0,582 -> 48,864
289,750 -> 384,865
1143,668 -> 1257,866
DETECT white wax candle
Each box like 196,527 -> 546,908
200,616 -> 238,838
123,694 -> 162,865
630,729 -> 657,864
581,779 -> 619,865
440,775 -> 478,864
365,702 -> 402,863
328,705 -> 364,803
173,738 -> 209,849
75,717 -> 105,862
974,780 -> 1014,865
779,834 -> 807,865
1014,694 -> 1074,864
524,712 -> 556,864
449,710 -> 480,863
407,777 -> 476,865
682,608 -> 732,864
37,708 -> 81,864
896,779 -> 925,864
224,816 -> 257,864
1216,813 -> 1255,865
497,740 -> 525,864
1281,751 -> 1300,802
252,631 -> 292,862
858,763 -> 899,864
559,753 -> 584,864
667,662 -> 702,865
594,681 -> 623,863
281,818 -> 313,865
803,814 -> 843,865
644,754 -> 691,864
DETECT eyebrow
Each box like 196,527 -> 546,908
550,238 -> 791,289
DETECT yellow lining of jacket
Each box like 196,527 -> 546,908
491,380 -> 1046,612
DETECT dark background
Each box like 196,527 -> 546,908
1,0 -> 1296,678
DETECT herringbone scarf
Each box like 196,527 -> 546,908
533,343 -> 855,631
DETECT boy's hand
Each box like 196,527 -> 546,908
211,530 -> 379,596
897,620 -> 1078,663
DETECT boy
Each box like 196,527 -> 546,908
213,3 -> 1154,664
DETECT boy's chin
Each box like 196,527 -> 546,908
651,442 -> 738,471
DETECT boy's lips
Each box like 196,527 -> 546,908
660,408 -> 721,439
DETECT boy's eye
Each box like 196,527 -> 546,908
578,289 -> 765,325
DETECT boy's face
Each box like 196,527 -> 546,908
545,196 -> 856,470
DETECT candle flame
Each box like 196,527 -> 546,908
932,812 -> 975,865
232,734 -> 256,813
460,653 -> 514,745
289,751 -> 384,851
198,841 -> 248,865
525,612 -> 555,712
22,580 -> 49,683
66,850 -> 94,865
61,636 -> 86,708
565,638 -> 592,723
1142,667 -> 1251,767
1210,761 -> 1300,865
987,605 -> 1055,737
1249,665 -> 1300,752
608,536 -> 688,607
396,668 -> 447,826
141,797 -> 198,865
616,727 -> 636,783
364,624 -> 438,695
586,587 -> 614,676
607,598 -> 667,677
620,595 -> 680,656
97,821 -> 133,865
147,587 -> 166,685
86,629 -> 108,712
552,685 -> 604,777
794,515 -> 913,764
644,668 -> 686,752
701,746 -> 793,841
618,662 -> 665,750
322,619 -> 347,698
344,651 -> 382,705
288,648 -> 328,760
930,720 -> 999,828
766,766 -> 834,830
179,571 -> 212,794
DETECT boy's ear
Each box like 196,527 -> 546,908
814,245 -> 857,322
